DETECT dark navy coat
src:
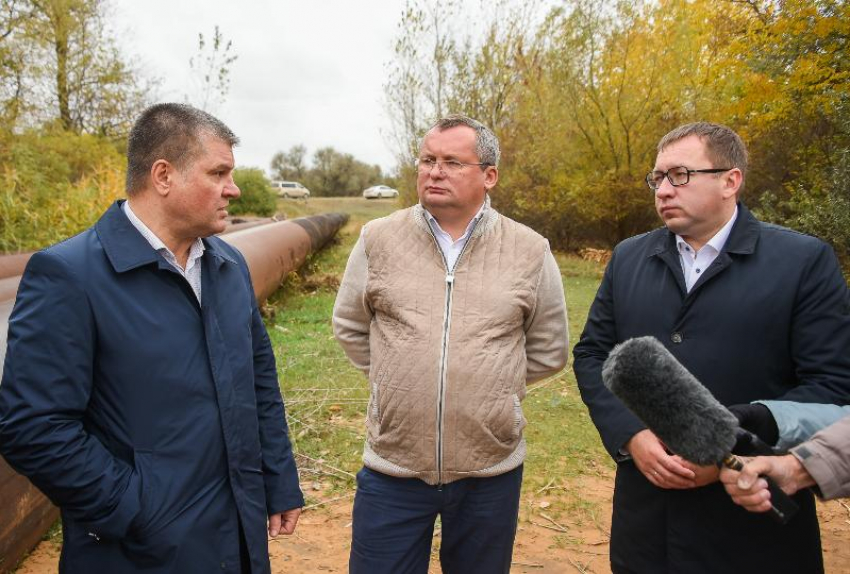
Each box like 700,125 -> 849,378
0,201 -> 304,573
574,204 -> 850,574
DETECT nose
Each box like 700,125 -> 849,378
224,178 -> 240,199
654,177 -> 675,199
426,162 -> 447,179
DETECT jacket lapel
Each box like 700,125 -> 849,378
686,203 -> 760,298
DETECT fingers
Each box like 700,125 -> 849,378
720,462 -> 773,513
736,458 -> 774,490
651,459 -> 697,489
268,513 -> 282,538
679,461 -> 720,487
628,430 -> 696,489
727,478 -> 773,513
279,508 -> 301,535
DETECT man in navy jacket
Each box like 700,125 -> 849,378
574,122 -> 850,573
0,103 -> 304,573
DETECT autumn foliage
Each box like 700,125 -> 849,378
385,0 -> 850,267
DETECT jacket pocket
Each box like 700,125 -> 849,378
487,393 -> 525,445
512,393 -> 524,439
122,450 -> 179,567
128,450 -> 156,537
370,381 -> 381,423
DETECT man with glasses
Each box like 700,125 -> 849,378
573,121 -> 850,573
333,114 -> 568,573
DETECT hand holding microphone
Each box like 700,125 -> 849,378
602,336 -> 799,524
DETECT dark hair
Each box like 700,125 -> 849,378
658,122 -> 748,191
125,103 -> 239,195
425,114 -> 500,167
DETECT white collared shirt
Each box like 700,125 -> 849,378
424,202 -> 486,271
122,201 -> 205,303
676,206 -> 738,292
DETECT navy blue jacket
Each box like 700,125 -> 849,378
574,204 -> 850,573
0,201 -> 304,573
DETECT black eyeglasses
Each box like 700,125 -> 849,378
416,158 -> 491,175
646,166 -> 732,190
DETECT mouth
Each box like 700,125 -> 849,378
425,186 -> 449,194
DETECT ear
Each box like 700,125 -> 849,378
721,168 -> 743,200
483,165 -> 499,191
150,159 -> 175,197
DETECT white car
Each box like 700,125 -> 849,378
363,185 -> 399,199
271,181 -> 310,199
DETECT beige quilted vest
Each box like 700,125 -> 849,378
361,203 -> 550,485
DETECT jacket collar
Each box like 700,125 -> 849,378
649,201 -> 760,258
95,200 -> 237,273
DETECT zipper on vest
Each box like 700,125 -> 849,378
425,214 -> 484,487
437,272 -> 454,487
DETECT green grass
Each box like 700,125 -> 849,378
266,197 -> 613,512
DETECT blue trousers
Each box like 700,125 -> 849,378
349,465 -> 523,574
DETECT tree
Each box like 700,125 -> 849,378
307,147 -> 382,197
188,24 -> 237,113
383,0 -> 460,166
0,0 -> 31,128
270,144 -> 307,181
26,0 -> 149,135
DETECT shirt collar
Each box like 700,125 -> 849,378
122,201 -> 205,264
424,201 -> 487,242
676,205 -> 738,255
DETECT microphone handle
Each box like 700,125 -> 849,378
722,454 -> 799,525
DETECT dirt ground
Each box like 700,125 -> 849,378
14,472 -> 850,574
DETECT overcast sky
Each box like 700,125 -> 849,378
113,1 -> 403,176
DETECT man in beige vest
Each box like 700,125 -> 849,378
333,114 -> 568,573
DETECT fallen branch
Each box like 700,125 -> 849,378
567,556 -> 592,573
540,512 -> 570,532
295,453 -> 357,480
536,478 -> 556,494
302,492 -> 355,511
530,520 -> 569,533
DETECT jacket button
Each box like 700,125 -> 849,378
220,562 -> 227,569
671,332 -> 683,344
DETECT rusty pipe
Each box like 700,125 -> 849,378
0,252 -> 32,281
221,213 -> 348,305
0,217 -> 279,282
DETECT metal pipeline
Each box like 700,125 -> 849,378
0,217 -> 283,282
221,213 -> 348,305
0,212 -> 348,573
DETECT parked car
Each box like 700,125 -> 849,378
271,181 -> 310,199
363,185 -> 399,199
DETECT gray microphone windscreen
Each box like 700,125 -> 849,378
602,336 -> 738,465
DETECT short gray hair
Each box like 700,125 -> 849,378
126,103 -> 239,195
658,122 -> 748,191
425,114 -> 500,167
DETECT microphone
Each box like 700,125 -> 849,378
602,336 -> 798,524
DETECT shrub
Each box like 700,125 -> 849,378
231,168 -> 275,216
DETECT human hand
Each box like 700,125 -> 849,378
625,429 -> 696,489
680,460 -> 720,487
727,403 -> 779,446
719,455 -> 813,513
269,507 -> 302,537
